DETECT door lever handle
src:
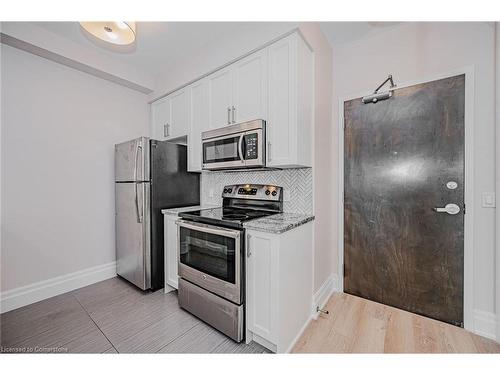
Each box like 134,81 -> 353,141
433,203 -> 460,215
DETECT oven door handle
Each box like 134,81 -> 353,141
237,135 -> 244,163
176,220 -> 242,239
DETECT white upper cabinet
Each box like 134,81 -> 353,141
232,50 -> 268,123
150,30 -> 313,170
207,49 -> 268,128
151,88 -> 190,141
188,79 -> 209,172
208,67 -> 233,129
151,96 -> 170,140
169,88 -> 190,139
267,32 -> 313,168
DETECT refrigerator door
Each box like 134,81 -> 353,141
115,137 -> 150,182
115,182 -> 151,290
149,141 -> 200,290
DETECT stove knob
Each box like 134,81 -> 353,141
228,188 -> 232,193
265,190 -> 270,195
223,188 -> 228,193
271,191 -> 277,196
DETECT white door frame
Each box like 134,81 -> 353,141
337,67 -> 475,331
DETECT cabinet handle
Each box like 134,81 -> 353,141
232,106 -> 236,124
227,107 -> 231,124
163,124 -> 168,138
267,141 -> 272,162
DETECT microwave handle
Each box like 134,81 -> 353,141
238,135 -> 244,163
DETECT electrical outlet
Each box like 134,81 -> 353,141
482,192 -> 496,208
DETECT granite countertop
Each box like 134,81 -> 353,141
243,213 -> 315,234
162,206 -> 314,234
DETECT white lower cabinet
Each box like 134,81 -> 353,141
164,214 -> 179,291
245,221 -> 313,353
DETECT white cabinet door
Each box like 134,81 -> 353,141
164,215 -> 179,289
208,67 -> 233,129
188,79 -> 209,172
168,88 -> 190,139
246,231 -> 278,343
267,35 -> 296,167
266,32 -> 313,168
151,96 -> 171,140
232,50 -> 268,123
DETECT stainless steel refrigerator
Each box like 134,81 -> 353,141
114,137 -> 200,291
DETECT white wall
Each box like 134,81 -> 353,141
298,23 -> 334,293
495,22 -> 500,342
331,22 -> 496,335
1,45 -> 149,292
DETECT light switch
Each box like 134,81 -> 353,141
482,192 -> 496,208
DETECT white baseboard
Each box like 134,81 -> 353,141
0,261 -> 117,313
311,273 -> 340,319
472,309 -> 497,340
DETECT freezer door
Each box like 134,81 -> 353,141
115,182 -> 151,290
115,137 -> 150,182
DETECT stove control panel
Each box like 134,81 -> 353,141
222,184 -> 283,201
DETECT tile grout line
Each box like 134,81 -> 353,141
72,292 -> 119,354
210,337 -> 231,353
1,294 -> 83,348
154,321 -> 202,353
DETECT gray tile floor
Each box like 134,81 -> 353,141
0,277 -> 269,354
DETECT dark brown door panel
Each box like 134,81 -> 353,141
344,75 -> 465,326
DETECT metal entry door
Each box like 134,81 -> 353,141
343,75 -> 465,326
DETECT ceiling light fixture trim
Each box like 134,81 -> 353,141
79,22 -> 136,45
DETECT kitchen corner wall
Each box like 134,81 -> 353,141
201,168 -> 313,214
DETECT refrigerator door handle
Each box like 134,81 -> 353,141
135,183 -> 143,223
134,143 -> 143,223
134,142 -> 142,182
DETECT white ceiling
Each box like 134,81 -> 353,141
34,22 -> 273,79
33,22 -> 400,83
319,22 -> 401,46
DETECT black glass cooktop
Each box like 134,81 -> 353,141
179,207 -> 276,229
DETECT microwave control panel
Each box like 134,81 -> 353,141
244,133 -> 258,160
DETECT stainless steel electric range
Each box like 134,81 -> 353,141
176,184 -> 283,342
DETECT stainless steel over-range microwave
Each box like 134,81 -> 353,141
202,119 -> 265,170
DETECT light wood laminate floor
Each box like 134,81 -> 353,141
292,292 -> 500,353
0,277 -> 269,354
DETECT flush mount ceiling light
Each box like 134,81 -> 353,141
79,22 -> 136,45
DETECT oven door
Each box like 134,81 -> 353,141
202,133 -> 246,170
177,220 -> 243,304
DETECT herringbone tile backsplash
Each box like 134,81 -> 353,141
200,168 -> 313,214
